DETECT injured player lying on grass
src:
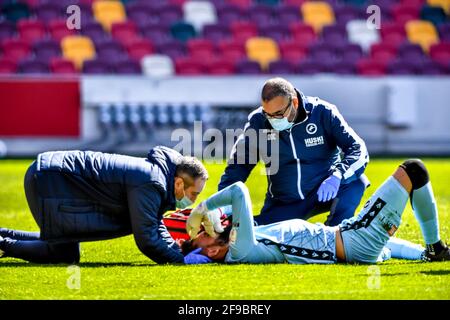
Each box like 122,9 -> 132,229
181,159 -> 450,264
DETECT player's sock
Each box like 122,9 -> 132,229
411,182 -> 441,249
385,237 -> 425,260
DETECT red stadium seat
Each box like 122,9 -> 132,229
187,38 -> 215,60
217,38 -> 246,63
227,0 -> 252,9
206,58 -> 235,75
380,22 -> 407,44
430,42 -> 450,65
392,4 -> 421,25
125,38 -> 154,61
175,57 -> 206,75
357,59 -> 387,76
50,57 -> 78,74
284,0 -> 307,7
48,19 -> 76,41
0,58 -> 17,74
230,21 -> 258,42
17,19 -> 46,43
278,39 -> 308,63
1,38 -> 31,62
111,21 -> 140,46
370,43 -> 398,65
289,22 -> 316,46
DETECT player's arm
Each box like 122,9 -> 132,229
204,182 -> 258,260
127,183 -> 184,264
218,109 -> 263,191
324,103 -> 369,184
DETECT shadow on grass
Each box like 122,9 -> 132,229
0,261 -> 158,268
420,270 -> 450,276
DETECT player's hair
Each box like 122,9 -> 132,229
180,224 -> 233,256
175,156 -> 208,186
261,77 -> 296,102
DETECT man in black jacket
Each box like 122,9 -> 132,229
0,146 -> 209,264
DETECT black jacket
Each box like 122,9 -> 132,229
33,146 -> 184,263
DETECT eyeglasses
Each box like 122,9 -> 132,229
262,97 -> 293,119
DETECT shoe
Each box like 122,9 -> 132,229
0,235 -> 4,258
423,241 -> 450,262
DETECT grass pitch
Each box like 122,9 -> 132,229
0,158 -> 449,300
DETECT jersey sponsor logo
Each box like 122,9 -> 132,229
306,123 -> 317,135
304,136 -> 324,147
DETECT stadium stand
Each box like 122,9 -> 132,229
0,0 -> 448,76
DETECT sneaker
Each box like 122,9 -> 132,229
424,242 -> 450,262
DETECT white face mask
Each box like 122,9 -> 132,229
268,104 -> 295,131
175,181 -> 194,209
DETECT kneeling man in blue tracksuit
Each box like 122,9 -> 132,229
219,77 -> 370,226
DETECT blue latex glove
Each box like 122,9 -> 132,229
183,248 -> 212,264
317,174 -> 341,202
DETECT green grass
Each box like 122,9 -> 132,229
0,159 -> 449,300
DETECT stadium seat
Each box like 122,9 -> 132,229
308,42 -> 336,61
420,5 -> 447,26
216,4 -> 247,24
322,24 -> 348,45
235,59 -> 263,74
202,23 -> 230,41
276,4 -> 302,24
405,20 -> 439,52
337,43 -> 364,61
278,39 -> 308,63
380,22 -> 407,44
333,5 -> 363,24
230,21 -> 258,42
398,42 -> 426,61
438,23 -> 450,41
50,57 -> 77,74
257,0 -> 281,5
48,19 -> 77,41
346,20 -> 380,52
17,19 -> 46,43
387,59 -> 417,75
183,0 -> 218,32
175,56 -> 206,74
356,59 -> 386,76
218,38 -> 246,62
61,35 -> 96,69
392,4 -> 421,24
245,37 -> 280,70
92,1 -> 127,31
1,39 -> 31,62
111,21 -> 139,46
141,54 -> 175,77
125,38 -> 154,61
33,39 -> 61,61
80,21 -> 109,43
114,59 -> 141,74
227,0 -> 253,9
298,58 -> 324,74
370,43 -> 398,65
35,2 -> 63,21
416,57 -> 448,74
126,2 -> 155,29
19,58 -> 49,74
187,38 -> 215,60
301,1 -> 335,33
157,39 -> 187,59
95,39 -> 125,61
429,42 -> 450,65
0,21 -> 16,41
427,0 -> 450,14
0,58 -> 17,74
289,22 -> 316,46
83,59 -> 112,74
284,0 -> 307,6
170,22 -> 197,42
206,58 -> 235,75
141,24 -> 171,46
259,24 -> 291,42
1,2 -> 30,23
268,59 -> 298,74
249,4 -> 276,25
332,60 -> 357,75
159,4 -> 184,24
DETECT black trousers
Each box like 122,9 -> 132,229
0,161 -> 80,264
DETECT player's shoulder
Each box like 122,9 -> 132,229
247,106 -> 266,125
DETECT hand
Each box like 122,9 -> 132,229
183,248 -> 212,264
203,209 -> 224,237
317,174 -> 341,202
186,202 -> 208,239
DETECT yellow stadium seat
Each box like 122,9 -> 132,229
61,35 -> 96,69
405,20 -> 440,52
427,0 -> 450,14
93,1 -> 126,31
246,37 -> 280,70
301,1 -> 335,33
